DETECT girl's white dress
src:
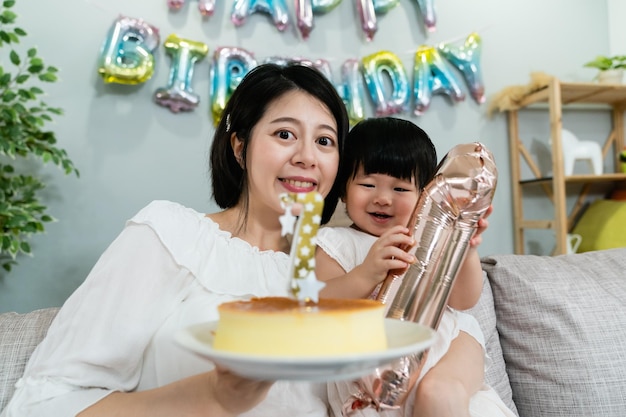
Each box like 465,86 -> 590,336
317,226 -> 516,417
1,201 -> 328,417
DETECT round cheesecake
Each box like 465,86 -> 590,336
213,297 -> 388,357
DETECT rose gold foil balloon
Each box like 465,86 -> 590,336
343,142 -> 497,414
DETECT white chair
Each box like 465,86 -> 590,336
559,129 -> 603,176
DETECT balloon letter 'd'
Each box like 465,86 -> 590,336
210,47 -> 257,125
361,51 -> 409,116
154,34 -> 209,113
98,16 -> 160,85
438,33 -> 485,104
231,0 -> 290,31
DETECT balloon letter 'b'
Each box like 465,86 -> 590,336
98,16 -> 160,85
154,34 -> 209,113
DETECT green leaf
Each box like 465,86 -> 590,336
2,10 -> 17,22
9,49 -> 19,65
0,31 -> 9,43
38,72 -> 57,82
13,27 -> 26,36
27,64 -> 43,74
15,74 -> 29,84
2,90 -> 16,102
4,0 -> 17,8
19,241 -> 31,253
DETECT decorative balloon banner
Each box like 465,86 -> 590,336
167,0 -> 435,40
97,16 -> 484,123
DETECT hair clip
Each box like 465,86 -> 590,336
225,114 -> 231,132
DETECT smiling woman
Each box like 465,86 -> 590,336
0,63 -> 350,417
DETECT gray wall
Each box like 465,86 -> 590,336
0,0 -> 610,312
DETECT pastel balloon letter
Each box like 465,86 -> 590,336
413,46 -> 465,116
167,0 -> 216,16
337,59 -> 365,126
97,16 -> 160,85
356,0 -> 377,41
296,0 -> 342,39
231,0 -> 290,31
361,50 -> 409,116
154,34 -> 209,113
210,47 -> 257,125
415,0 -> 436,32
438,32 -> 485,104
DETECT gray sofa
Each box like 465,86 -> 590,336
1,248 -> 625,416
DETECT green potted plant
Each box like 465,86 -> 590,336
0,0 -> 79,272
584,55 -> 626,84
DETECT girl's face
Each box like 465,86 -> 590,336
344,166 -> 419,237
234,90 -> 340,221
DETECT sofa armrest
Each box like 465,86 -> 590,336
0,307 -> 59,411
481,248 -> 626,417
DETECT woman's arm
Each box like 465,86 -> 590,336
79,370 -> 273,417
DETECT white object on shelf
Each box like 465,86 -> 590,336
560,129 -> 603,176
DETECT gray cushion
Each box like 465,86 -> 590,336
482,248 -> 626,417
0,307 -> 59,411
466,272 -> 519,416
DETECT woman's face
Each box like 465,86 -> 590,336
235,90 -> 340,220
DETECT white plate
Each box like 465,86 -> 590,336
175,319 -> 435,381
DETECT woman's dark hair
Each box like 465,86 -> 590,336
337,117 -> 437,197
210,63 -> 349,225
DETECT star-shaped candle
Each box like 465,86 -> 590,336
279,191 -> 326,303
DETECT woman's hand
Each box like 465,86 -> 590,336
209,366 -> 274,416
79,369 -> 274,417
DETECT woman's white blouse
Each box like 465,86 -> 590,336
1,201 -> 328,417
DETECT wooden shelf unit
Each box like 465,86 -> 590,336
507,79 -> 626,255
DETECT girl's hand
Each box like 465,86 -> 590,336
469,205 -> 493,248
360,225 -> 416,286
